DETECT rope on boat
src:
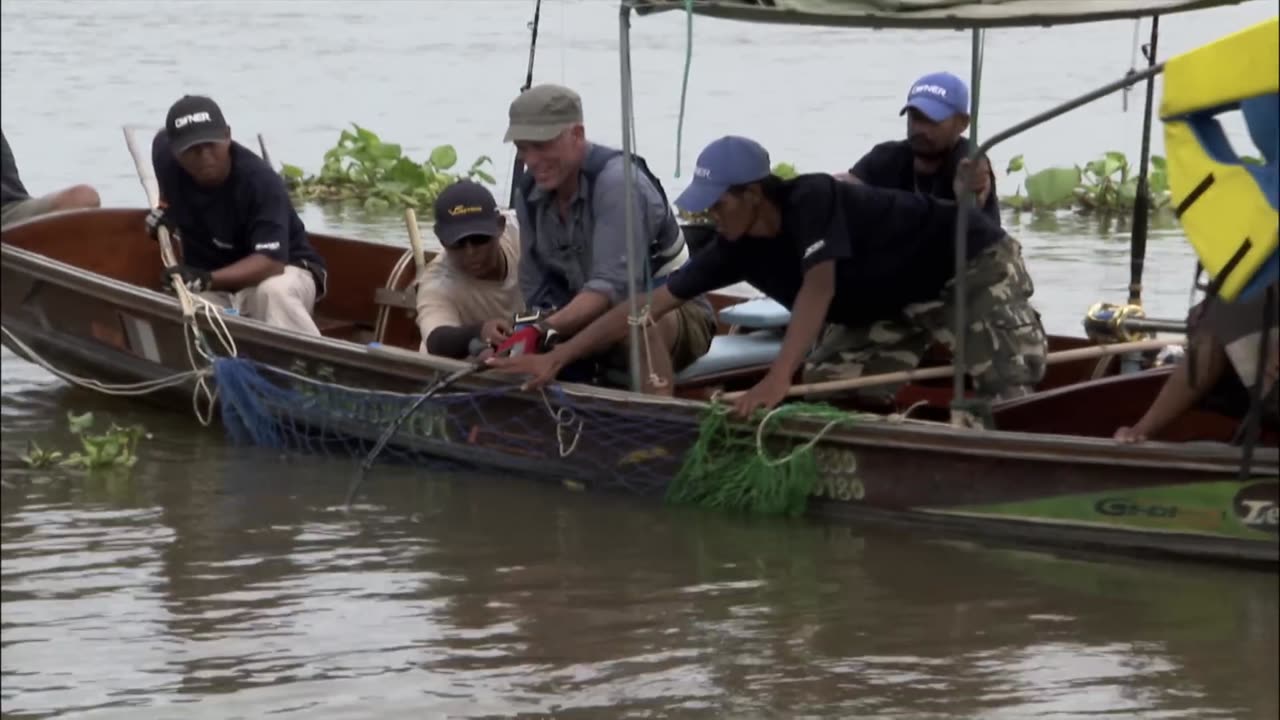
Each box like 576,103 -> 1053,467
3,322 -> 212,412
749,399 -> 938,467
626,306 -> 668,391
539,386 -> 584,457
0,286 -> 236,428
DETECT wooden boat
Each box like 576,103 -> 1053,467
3,207 -> 1276,567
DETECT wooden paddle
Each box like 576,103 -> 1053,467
122,125 -> 192,314
721,337 -> 1180,401
403,207 -> 428,277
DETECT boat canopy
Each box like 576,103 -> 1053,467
625,0 -> 1251,30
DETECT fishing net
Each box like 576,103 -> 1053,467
208,356 -> 875,515
210,355 -> 699,497
668,402 -> 875,517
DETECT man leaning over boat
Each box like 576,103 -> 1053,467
489,83 -> 716,393
1,129 -> 100,229
415,180 -> 523,359
144,95 -> 328,336
490,135 -> 1047,419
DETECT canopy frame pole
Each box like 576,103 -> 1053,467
618,3 -> 645,393
951,28 -> 985,426
1128,15 -> 1161,307
950,60 -> 1166,425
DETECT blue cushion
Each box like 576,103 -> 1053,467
1242,94 -> 1278,164
718,297 -> 792,328
676,331 -> 781,383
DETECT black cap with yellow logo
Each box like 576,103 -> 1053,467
432,180 -> 501,248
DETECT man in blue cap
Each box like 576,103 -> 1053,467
489,135 -> 1046,419
839,72 -> 1000,224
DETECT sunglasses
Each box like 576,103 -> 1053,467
446,234 -> 494,249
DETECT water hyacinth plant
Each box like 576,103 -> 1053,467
1000,151 -> 1175,215
20,411 -> 150,471
282,124 -> 497,214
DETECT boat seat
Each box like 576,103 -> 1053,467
670,296 -> 789,385
675,329 -> 782,384
718,296 -> 791,329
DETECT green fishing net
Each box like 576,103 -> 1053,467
667,401 -> 875,517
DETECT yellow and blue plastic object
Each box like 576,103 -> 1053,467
1160,16 -> 1278,302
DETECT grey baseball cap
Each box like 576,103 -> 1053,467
503,84 -> 583,143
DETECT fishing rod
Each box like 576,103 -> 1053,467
343,358 -> 487,511
1127,16 -> 1160,307
507,0 -> 544,207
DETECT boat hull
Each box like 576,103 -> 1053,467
3,209 -> 1276,567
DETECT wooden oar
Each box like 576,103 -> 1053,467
121,126 -> 192,314
721,337 -> 1179,401
403,208 -> 428,277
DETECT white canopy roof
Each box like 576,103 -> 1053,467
626,0 -> 1253,30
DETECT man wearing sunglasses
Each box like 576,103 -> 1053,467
415,180 -> 523,359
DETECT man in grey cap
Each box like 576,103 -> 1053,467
495,83 -> 715,394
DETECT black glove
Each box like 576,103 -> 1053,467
144,207 -> 179,242
161,265 -> 213,293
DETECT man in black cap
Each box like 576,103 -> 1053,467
415,180 -> 523,358
146,95 -> 327,335
838,72 -> 1000,225
2,129 -> 101,229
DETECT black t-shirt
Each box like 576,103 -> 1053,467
1,130 -> 31,207
851,138 -> 1001,225
666,174 -> 1006,326
152,131 -> 325,280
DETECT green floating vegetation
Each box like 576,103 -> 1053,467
999,150 -> 1258,215
20,411 -> 149,471
1001,151 -> 1174,215
282,124 -> 497,214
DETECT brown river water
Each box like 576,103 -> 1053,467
2,1 -> 1278,717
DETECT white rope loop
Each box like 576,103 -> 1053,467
538,388 -> 583,458
625,304 -> 668,390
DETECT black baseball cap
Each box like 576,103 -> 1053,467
433,180 -> 501,248
165,95 -> 230,154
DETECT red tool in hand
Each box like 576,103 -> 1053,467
495,323 -> 545,357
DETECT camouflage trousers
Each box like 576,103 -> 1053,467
804,235 -> 1048,404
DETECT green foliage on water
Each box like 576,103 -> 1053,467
282,124 -> 497,214
20,411 -> 149,471
1001,151 -> 1178,215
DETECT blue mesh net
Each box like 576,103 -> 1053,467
210,356 -> 701,497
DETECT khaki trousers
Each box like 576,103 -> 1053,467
197,265 -> 321,336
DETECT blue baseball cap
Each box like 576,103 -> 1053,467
900,72 -> 970,122
674,136 -> 772,213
